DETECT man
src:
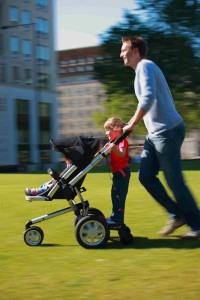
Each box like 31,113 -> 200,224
120,36 -> 200,238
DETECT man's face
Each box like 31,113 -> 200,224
120,41 -> 133,67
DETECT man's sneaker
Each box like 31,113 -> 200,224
158,218 -> 185,236
181,230 -> 200,239
25,188 -> 40,196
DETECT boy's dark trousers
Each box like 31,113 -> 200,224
111,167 -> 130,223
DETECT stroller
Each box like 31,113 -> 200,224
24,131 -> 133,249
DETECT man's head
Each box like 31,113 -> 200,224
120,36 -> 148,69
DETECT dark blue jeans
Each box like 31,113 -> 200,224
139,122 -> 200,231
111,167 -> 131,223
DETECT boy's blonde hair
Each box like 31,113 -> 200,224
104,116 -> 125,131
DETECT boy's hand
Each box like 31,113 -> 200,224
105,142 -> 110,148
110,143 -> 116,150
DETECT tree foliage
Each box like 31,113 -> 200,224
94,0 -> 200,132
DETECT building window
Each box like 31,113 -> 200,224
39,103 -> 51,162
16,100 -> 30,143
60,60 -> 68,65
37,73 -> 49,88
0,4 -> 2,26
22,10 -> 31,25
10,36 -> 19,54
0,33 -> 3,55
0,98 -> 6,112
86,65 -> 94,71
16,99 -> 30,163
12,66 -> 20,83
9,6 -> 19,22
77,66 -> 85,72
35,18 -> 49,33
59,68 -> 67,75
78,58 -> 85,63
68,67 -> 74,73
22,40 -> 31,56
69,59 -> 76,64
87,57 -> 95,63
24,68 -> 32,85
36,45 -> 50,61
0,98 -> 9,164
36,0 -> 48,7
0,64 -> 6,82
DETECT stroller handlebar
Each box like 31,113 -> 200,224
113,130 -> 132,145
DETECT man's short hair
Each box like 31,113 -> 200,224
122,36 -> 148,58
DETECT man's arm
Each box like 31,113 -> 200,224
123,107 -> 147,133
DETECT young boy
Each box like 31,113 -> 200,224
104,116 -> 131,225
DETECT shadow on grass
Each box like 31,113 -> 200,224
38,236 -> 200,249
104,236 -> 200,249
40,243 -> 68,247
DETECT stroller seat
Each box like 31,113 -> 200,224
25,136 -> 100,202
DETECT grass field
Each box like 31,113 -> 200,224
0,166 -> 200,300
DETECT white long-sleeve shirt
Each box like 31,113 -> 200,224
134,59 -> 183,135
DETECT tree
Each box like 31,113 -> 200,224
94,1 -> 200,132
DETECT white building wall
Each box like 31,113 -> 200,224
58,80 -> 105,138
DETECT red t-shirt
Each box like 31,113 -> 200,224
110,138 -> 129,173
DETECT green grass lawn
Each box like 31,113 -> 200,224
0,168 -> 200,300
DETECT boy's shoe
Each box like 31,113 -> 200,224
158,218 -> 185,236
118,225 -> 134,244
106,218 -> 124,230
25,188 -> 40,196
180,230 -> 200,239
106,218 -> 118,225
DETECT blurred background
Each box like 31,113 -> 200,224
0,0 -> 199,172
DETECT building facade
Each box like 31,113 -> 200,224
58,46 -> 106,138
0,0 -> 58,171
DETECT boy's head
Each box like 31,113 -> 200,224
104,117 -> 125,140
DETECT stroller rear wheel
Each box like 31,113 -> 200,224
24,226 -> 44,246
74,207 -> 105,226
87,207 -> 105,218
75,215 -> 110,249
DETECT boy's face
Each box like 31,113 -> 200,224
105,126 -> 122,141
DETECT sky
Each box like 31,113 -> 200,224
55,0 -> 135,50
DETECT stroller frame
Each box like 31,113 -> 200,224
24,131 -> 133,248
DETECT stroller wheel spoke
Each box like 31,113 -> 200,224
76,216 -> 110,249
24,226 -> 44,246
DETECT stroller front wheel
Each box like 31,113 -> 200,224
24,226 -> 44,246
75,215 -> 110,249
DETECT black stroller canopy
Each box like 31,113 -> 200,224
50,136 -> 100,168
